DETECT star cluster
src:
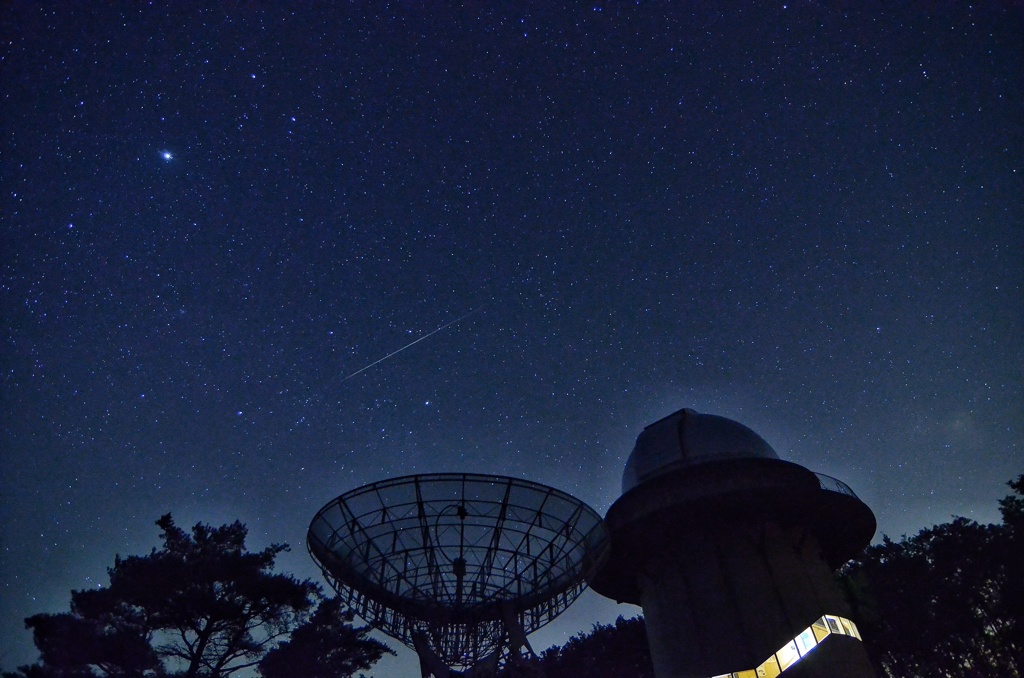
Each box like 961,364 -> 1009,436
2,3 -> 1021,673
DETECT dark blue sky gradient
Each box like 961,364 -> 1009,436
2,3 -> 1021,673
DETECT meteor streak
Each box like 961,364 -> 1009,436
341,308 -> 478,382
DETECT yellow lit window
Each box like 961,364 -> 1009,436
839,616 -> 861,640
825,615 -> 843,634
755,655 -> 781,678
709,615 -> 863,678
775,640 -> 800,671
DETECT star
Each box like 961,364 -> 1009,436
160,150 -> 173,161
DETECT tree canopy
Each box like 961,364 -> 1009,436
4,514 -> 391,678
257,596 -> 391,678
842,474 -> 1023,676
525,616 -> 654,678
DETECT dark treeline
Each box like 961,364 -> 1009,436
8,475 -> 1021,677
3,515 -> 392,678
841,474 -> 1023,676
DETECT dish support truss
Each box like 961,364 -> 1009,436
308,473 -> 609,672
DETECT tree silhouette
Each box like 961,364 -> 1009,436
996,475 -> 1024,655
841,474 -> 1023,677
528,616 -> 654,678
258,596 -> 392,678
16,611 -> 158,678
4,514 -> 391,678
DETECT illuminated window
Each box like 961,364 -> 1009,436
755,655 -> 781,677
794,627 -> 816,656
775,641 -> 800,671
706,615 -> 864,678
825,615 -> 843,634
839,616 -> 861,640
810,619 -> 830,643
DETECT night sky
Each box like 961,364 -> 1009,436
2,3 -> 1021,674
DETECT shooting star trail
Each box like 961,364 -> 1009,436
340,308 -> 478,382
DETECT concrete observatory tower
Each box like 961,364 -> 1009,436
589,408 -> 877,678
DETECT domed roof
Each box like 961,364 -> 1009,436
622,408 -> 780,493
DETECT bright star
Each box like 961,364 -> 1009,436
160,150 -> 174,161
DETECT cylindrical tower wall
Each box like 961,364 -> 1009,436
589,409 -> 878,678
636,517 -> 868,677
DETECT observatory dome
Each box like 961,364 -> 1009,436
622,408 -> 780,493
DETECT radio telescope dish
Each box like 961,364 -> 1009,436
308,473 -> 608,673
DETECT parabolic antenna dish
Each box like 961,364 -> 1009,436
308,473 -> 609,669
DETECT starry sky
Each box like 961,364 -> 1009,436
2,2 -> 1021,674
